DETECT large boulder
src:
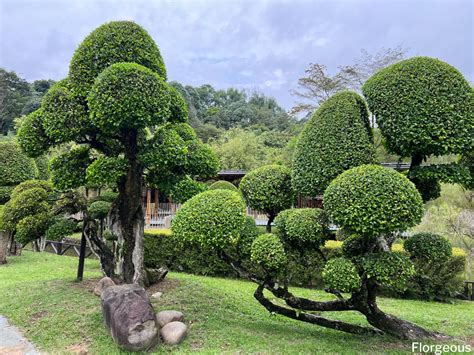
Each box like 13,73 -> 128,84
156,310 -> 184,328
101,284 -> 159,351
160,321 -> 187,345
94,277 -> 115,296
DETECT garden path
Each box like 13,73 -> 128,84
0,315 -> 38,354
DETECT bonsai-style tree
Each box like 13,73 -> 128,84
172,164 -> 445,340
292,91 -> 375,197
17,21 -> 219,284
362,57 -> 473,201
239,164 -> 294,232
0,141 -> 38,204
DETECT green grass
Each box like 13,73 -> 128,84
0,252 -> 473,354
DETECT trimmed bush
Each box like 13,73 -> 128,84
281,208 -> 327,247
250,233 -> 287,272
362,57 -> 473,157
172,189 -> 246,249
292,91 -> 375,197
0,141 -> 38,188
209,180 -> 238,192
0,186 -> 14,204
362,252 -> 415,292
404,233 -> 452,262
169,177 -> 208,204
10,180 -> 52,200
273,209 -> 293,237
324,165 -> 423,236
45,218 -> 77,241
69,21 -> 166,97
15,212 -> 50,245
342,234 -> 376,258
322,257 -> 361,292
88,62 -> 171,131
17,110 -> 50,158
34,155 -> 50,180
87,201 -> 111,220
240,164 -> 294,230
50,146 -> 92,190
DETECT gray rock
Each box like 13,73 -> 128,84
156,310 -> 184,328
160,321 -> 187,345
101,284 -> 159,351
94,277 -> 115,296
145,267 -> 168,285
151,291 -> 163,300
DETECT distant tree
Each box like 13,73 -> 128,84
17,21 -> 219,284
363,57 -> 473,201
0,69 -> 31,134
291,47 -> 407,115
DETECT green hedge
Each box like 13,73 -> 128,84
144,230 -> 466,298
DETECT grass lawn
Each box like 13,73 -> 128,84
0,252 -> 473,354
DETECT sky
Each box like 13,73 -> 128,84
0,0 -> 472,110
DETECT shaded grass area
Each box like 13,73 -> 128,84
0,252 -> 473,354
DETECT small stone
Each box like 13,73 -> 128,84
160,321 -> 187,345
156,310 -> 184,328
145,267 -> 168,285
94,277 -> 115,296
152,292 -> 163,300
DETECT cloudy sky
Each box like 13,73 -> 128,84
0,0 -> 472,110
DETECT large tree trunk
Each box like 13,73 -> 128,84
109,130 -> 146,285
0,231 -> 9,264
84,215 -> 116,278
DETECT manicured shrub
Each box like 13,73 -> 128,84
172,189 -> 246,249
50,146 -> 92,190
69,21 -> 166,97
15,212 -> 50,245
96,190 -> 118,203
250,233 -> 287,272
362,57 -> 473,158
404,233 -> 452,262
292,91 -> 375,197
86,156 -> 128,188
362,252 -> 415,292
10,180 -> 52,200
322,257 -> 361,292
324,165 -> 423,236
240,164 -> 294,231
169,177 -> 208,203
209,180 -> 238,192
17,110 -> 50,158
235,216 -> 261,259
0,141 -> 38,192
87,201 -> 111,220
280,208 -> 327,247
34,155 -> 50,181
342,234 -> 376,258
0,186 -> 14,204
45,218 -> 77,241
273,209 -> 293,237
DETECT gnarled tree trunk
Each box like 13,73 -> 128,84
108,130 -> 146,285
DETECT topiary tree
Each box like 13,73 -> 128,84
240,164 -> 294,232
404,232 -> 452,262
362,57 -> 473,201
173,164 -> 445,340
45,217 -> 77,241
209,180 -> 238,192
17,21 -> 219,284
292,91 -> 375,197
169,177 -> 208,204
0,141 -> 38,203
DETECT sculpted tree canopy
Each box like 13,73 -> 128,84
292,91 -> 375,197
17,21 -> 219,284
173,165 -> 445,340
362,56 -> 473,201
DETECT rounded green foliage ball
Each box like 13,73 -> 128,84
172,189 -> 246,249
292,91 -> 375,197
88,63 -> 171,131
0,141 -> 38,187
324,165 -> 423,236
45,217 -> 77,241
404,232 -> 452,262
88,200 -> 111,220
96,190 -> 118,203
50,146 -> 91,190
169,177 -> 208,204
362,252 -> 414,291
0,186 -> 13,204
34,156 -> 50,181
69,21 -> 166,97
274,209 -> 293,237
240,164 -> 294,216
185,140 -> 221,179
168,86 -> 189,123
250,233 -> 287,272
282,208 -> 327,247
209,180 -> 238,192
17,110 -> 50,158
322,257 -> 361,292
15,212 -> 50,245
11,180 -> 52,200
86,156 -> 128,188
41,79 -> 89,143
362,57 -> 473,157
236,215 -> 260,259
341,234 -> 376,258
